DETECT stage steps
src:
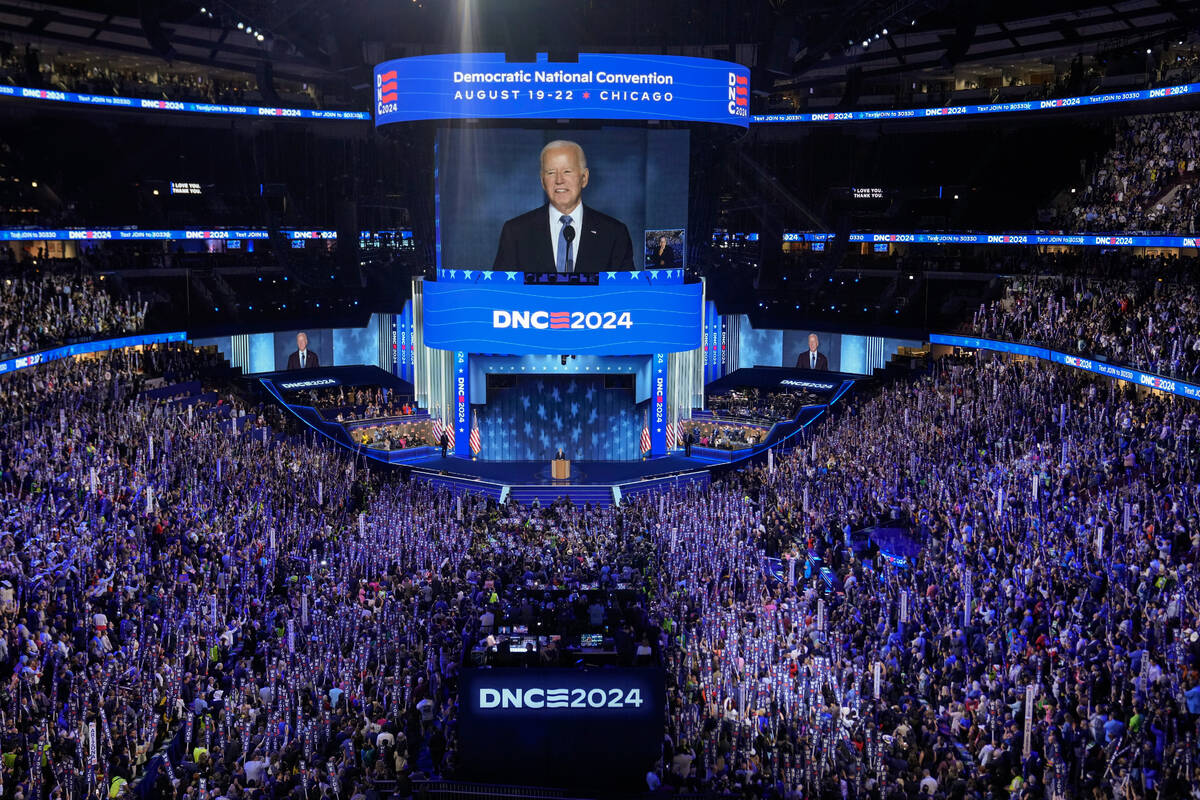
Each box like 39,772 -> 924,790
413,473 -> 504,502
506,485 -> 616,508
618,471 -> 710,500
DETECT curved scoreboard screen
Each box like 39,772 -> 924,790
373,52 -> 750,127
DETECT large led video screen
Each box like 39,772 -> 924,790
740,326 -> 845,372
733,316 -> 925,375
457,668 -> 664,790
421,275 -> 702,355
193,321 -> 384,374
271,328 -> 378,372
436,128 -> 689,271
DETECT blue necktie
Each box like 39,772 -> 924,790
556,214 -> 573,273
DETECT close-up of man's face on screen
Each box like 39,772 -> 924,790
437,128 -> 689,271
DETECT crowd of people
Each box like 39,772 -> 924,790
0,339 -> 679,800
0,294 -> 1195,800
1056,111 -> 1200,233
706,389 -> 816,423
0,270 -> 149,357
0,47 -> 340,111
681,419 -> 769,451
299,386 -> 417,424
971,270 -> 1200,381
652,354 -> 1200,799
347,420 -> 435,451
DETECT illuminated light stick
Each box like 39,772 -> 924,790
1022,684 -> 1034,761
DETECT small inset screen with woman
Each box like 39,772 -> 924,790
645,229 -> 684,270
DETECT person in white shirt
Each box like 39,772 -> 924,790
244,759 -> 267,784
919,768 -> 938,796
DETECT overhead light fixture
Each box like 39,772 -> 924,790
236,21 -> 244,29
862,40 -> 869,47
256,33 -> 265,41
30,181 -> 37,188
882,28 -> 888,35
199,6 -> 206,12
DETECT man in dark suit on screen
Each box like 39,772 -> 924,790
286,332 -> 320,370
493,140 -> 634,273
796,333 -> 828,370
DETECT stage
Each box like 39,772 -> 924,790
405,453 -> 719,484
256,363 -> 861,508
402,403 -> 836,506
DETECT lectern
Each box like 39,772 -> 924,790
551,458 -> 570,480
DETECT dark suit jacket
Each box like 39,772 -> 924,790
648,244 -> 679,270
796,350 -> 828,370
286,350 -> 320,370
493,205 -> 634,273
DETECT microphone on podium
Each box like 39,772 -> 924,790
562,225 -> 576,272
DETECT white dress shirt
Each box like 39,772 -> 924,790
548,202 -> 582,270
298,349 -> 309,367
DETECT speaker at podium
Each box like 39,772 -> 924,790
552,448 -> 570,481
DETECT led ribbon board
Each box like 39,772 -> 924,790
421,270 -> 702,355
754,83 -> 1196,123
0,85 -> 368,120
850,232 -> 1200,247
0,331 -> 187,375
0,229 -> 412,241
1,79 -> 1195,127
373,52 -> 750,126
930,334 -> 1200,402
783,231 -> 1200,248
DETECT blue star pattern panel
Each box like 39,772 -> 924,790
478,375 -> 641,461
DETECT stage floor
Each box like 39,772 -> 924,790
402,453 -> 719,485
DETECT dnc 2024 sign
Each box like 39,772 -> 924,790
420,274 -> 703,356
373,52 -> 750,127
458,669 -> 663,790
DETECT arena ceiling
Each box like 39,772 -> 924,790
0,0 -> 1197,94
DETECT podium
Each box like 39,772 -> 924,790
551,458 -> 571,480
